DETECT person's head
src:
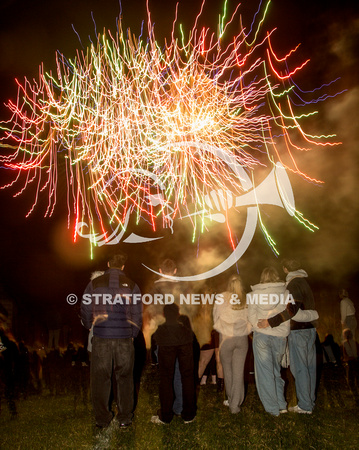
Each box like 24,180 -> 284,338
281,258 -> 301,274
226,274 -> 246,309
227,274 -> 245,297
339,288 -> 348,300
324,334 -> 334,345
159,259 -> 177,276
108,251 -> 128,269
260,266 -> 281,283
163,303 -> 180,322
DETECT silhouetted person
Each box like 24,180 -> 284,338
342,328 -> 359,405
30,350 -> 42,394
0,329 -> 19,418
144,259 -> 188,416
71,345 -> 90,411
320,334 -> 345,408
18,341 -> 31,399
339,289 -> 357,358
46,309 -> 62,350
322,334 -> 341,366
151,303 -> 197,424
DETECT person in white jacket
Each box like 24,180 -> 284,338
248,267 -> 289,416
248,267 -> 319,416
213,274 -> 252,414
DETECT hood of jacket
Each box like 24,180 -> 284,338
286,269 -> 308,283
248,282 -> 287,312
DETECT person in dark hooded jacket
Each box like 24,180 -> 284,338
81,252 -> 142,429
151,303 -> 196,424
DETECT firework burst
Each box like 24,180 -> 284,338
0,0 -> 340,254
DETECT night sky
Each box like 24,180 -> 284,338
0,0 -> 358,343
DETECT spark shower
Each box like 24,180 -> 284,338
0,0 -> 341,280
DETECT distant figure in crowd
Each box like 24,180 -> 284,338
258,259 -> 319,415
46,308 -> 62,350
70,345 -> 90,412
322,334 -> 341,366
339,289 -> 357,358
0,328 -> 19,418
17,341 -> 31,399
342,328 -> 359,402
213,274 -> 252,414
81,252 -> 142,429
29,349 -> 42,394
151,303 -> 197,424
342,328 -> 358,362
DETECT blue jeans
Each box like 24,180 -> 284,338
253,332 -> 287,416
173,359 -> 183,415
288,328 -> 316,411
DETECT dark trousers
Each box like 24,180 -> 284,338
158,343 -> 196,423
91,336 -> 134,427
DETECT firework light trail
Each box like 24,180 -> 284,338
0,0 -> 341,260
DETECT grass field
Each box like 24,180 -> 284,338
1,362 -> 359,449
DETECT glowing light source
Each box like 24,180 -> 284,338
0,0 -> 340,261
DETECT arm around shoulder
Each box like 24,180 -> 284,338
292,309 -> 319,322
